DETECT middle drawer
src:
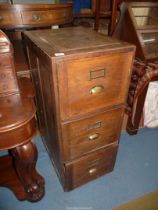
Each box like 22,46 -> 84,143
61,107 -> 124,161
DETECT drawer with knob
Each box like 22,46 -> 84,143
57,51 -> 134,120
21,9 -> 72,25
62,107 -> 124,161
64,143 -> 118,190
0,4 -> 73,29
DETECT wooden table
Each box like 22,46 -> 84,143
0,29 -> 45,202
0,3 -> 73,77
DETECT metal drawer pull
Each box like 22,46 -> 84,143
32,14 -> 41,21
90,85 -> 104,94
88,121 -> 102,130
89,168 -> 97,175
0,16 -> 3,21
88,133 -> 100,141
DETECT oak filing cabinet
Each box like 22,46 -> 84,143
24,27 -> 135,191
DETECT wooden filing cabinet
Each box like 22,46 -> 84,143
24,27 -> 135,191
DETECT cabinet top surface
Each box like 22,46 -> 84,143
24,27 -> 135,58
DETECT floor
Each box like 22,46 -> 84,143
0,128 -> 158,210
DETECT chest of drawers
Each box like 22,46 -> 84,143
24,27 -> 135,191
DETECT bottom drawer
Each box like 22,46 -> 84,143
64,144 -> 118,191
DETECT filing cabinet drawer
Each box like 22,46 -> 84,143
62,107 -> 124,161
58,52 -> 133,120
0,11 -> 21,26
22,9 -> 72,25
65,144 -> 118,190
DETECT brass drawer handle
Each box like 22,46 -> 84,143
90,85 -> 104,94
89,168 -> 97,175
0,16 -> 3,21
88,133 -> 100,141
32,14 -> 41,21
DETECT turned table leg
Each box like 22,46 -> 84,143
11,141 -> 45,202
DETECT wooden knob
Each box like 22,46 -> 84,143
32,14 -> 41,21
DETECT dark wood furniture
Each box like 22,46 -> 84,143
92,0 -> 111,31
94,0 -> 158,34
0,3 -> 73,29
113,2 -> 158,134
24,26 -> 135,191
0,3 -> 73,77
114,2 -> 158,61
0,30 -> 44,202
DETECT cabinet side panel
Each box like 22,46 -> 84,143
26,44 -> 64,182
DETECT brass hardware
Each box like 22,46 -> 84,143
88,121 -> 102,130
89,168 -> 97,175
88,133 -> 100,141
32,14 -> 41,21
90,85 -> 104,94
89,68 -> 106,80
88,159 -> 100,167
0,16 -> 3,21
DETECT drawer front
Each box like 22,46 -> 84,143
22,9 -> 72,25
0,11 -> 21,26
58,52 -> 133,120
62,107 -> 123,161
65,144 -> 118,190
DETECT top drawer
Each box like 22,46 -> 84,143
21,9 -> 72,25
57,52 -> 133,120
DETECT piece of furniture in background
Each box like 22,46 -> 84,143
24,26 -> 135,191
95,0 -> 158,34
72,0 -> 111,33
92,0 -> 111,31
0,30 -> 45,202
113,2 -> 158,134
0,3 -> 73,77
